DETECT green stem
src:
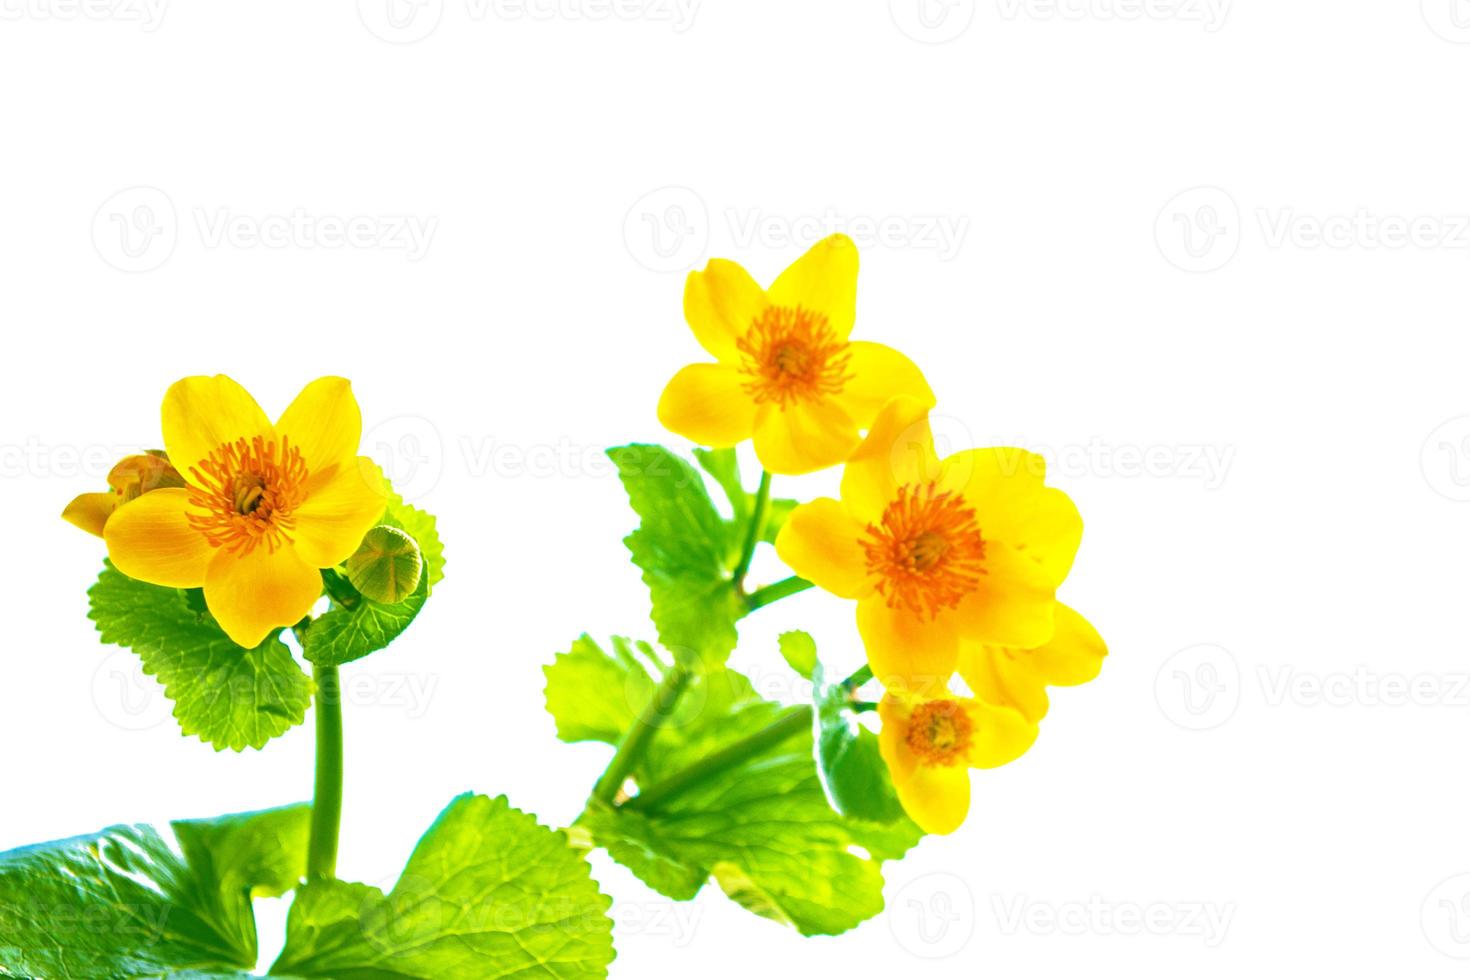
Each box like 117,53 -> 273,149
745,575 -> 814,612
626,706 -> 814,812
307,663 -> 344,882
731,470 -> 772,587
590,664 -> 691,805
623,661 -> 875,812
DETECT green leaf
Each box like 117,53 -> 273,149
272,794 -> 615,979
608,444 -> 742,668
777,630 -> 818,680
544,635 -> 657,744
298,478 -> 445,668
88,562 -> 312,752
692,447 -> 796,545
572,644 -> 916,936
812,659 -> 914,826
0,804 -> 309,978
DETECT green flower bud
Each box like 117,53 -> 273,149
345,525 -> 423,604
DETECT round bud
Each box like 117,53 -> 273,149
345,526 -> 424,604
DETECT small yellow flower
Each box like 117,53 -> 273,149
956,603 -> 1107,723
775,396 -> 1083,684
657,234 -> 934,475
877,690 -> 1036,835
62,452 -> 185,537
101,375 -> 387,648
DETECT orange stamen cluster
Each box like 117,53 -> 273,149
905,700 -> 974,766
862,481 -> 986,618
187,435 -> 308,555
736,305 -> 852,406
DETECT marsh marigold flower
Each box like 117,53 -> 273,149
775,396 -> 1083,684
100,375 -> 386,648
878,690 -> 1036,835
657,234 -> 934,475
956,603 -> 1107,723
62,452 -> 185,537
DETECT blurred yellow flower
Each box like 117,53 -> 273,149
62,452 -> 184,537
657,234 -> 934,475
956,603 -> 1107,723
775,396 -> 1082,685
102,375 -> 385,648
877,690 -> 1036,835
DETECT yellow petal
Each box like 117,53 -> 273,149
957,642 -> 1050,723
941,448 -> 1082,585
275,377 -> 362,476
656,363 -> 758,448
290,458 -> 389,568
1029,603 -> 1107,686
830,342 -> 935,428
878,697 -> 971,835
103,488 -> 213,588
963,699 -> 1039,769
162,375 -> 273,485
684,258 -> 768,363
203,544 -> 323,648
954,541 -> 1056,648
766,234 -> 858,340
839,395 -> 939,522
857,596 -> 958,690
751,398 -> 859,476
62,492 -> 117,537
774,497 -> 874,600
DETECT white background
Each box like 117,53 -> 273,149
3,1 -> 1470,976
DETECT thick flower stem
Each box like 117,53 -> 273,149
731,470 -> 772,587
307,663 -> 344,882
590,664 -> 691,805
622,663 -> 874,813
625,706 -> 814,812
745,575 -> 814,612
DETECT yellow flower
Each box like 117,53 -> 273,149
62,452 -> 185,537
102,376 -> 387,648
877,689 -> 1036,835
956,603 -> 1107,723
775,396 -> 1083,685
657,234 -> 934,475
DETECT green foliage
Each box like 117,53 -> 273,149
608,445 -> 743,668
555,635 -> 921,936
544,635 -> 659,744
778,630 -> 818,680
298,480 -> 445,668
272,794 -> 615,979
812,659 -> 913,826
88,563 -> 312,752
0,805 -> 308,978
693,447 -> 798,545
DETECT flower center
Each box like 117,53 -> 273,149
905,700 -> 973,766
862,481 -> 985,619
186,436 -> 309,555
736,305 -> 852,406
